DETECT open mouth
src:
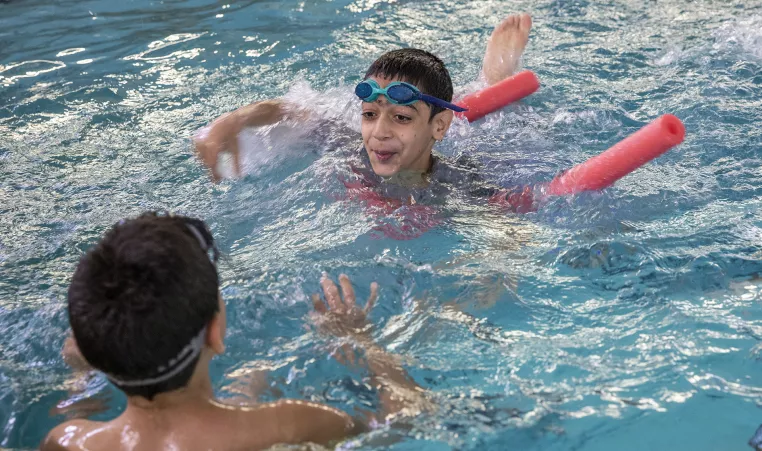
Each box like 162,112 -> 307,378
373,150 -> 397,162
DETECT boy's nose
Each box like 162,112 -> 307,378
372,114 -> 393,140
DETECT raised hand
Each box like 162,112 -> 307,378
311,273 -> 378,338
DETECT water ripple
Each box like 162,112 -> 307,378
2,0 -> 762,449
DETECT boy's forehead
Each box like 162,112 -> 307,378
364,95 -> 419,113
368,75 -> 415,89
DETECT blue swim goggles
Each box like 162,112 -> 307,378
355,79 -> 467,113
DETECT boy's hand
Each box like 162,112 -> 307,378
312,275 -> 426,420
193,100 -> 290,182
311,274 -> 378,339
194,113 -> 243,182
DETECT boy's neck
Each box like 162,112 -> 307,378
126,360 -> 215,411
412,141 -> 436,174
386,153 -> 435,187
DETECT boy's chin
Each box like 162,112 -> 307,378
369,162 -> 400,178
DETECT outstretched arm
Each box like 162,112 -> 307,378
312,274 -> 428,421
481,13 -> 532,85
193,99 -> 308,181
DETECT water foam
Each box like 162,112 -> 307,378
713,15 -> 762,60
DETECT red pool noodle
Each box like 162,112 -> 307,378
546,114 -> 686,196
456,70 -> 540,122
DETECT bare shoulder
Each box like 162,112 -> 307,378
270,399 -> 362,444
272,399 -> 354,424
41,419 -> 93,451
214,398 -> 360,448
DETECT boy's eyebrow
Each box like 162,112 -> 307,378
367,98 -> 420,114
373,99 -> 419,113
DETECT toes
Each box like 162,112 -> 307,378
497,14 -> 528,33
519,13 -> 532,33
495,15 -> 514,33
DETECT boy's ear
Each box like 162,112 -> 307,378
431,110 -> 453,141
206,313 -> 226,355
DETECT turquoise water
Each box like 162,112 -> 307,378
2,0 -> 762,449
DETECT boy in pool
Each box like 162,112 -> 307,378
194,14 -> 534,211
42,213 -> 421,451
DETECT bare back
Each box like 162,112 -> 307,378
42,399 -> 358,451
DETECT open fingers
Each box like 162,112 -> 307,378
364,282 -> 379,314
338,274 -> 356,309
320,273 -> 343,311
312,293 -> 327,314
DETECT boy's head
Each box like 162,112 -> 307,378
68,213 -> 225,400
360,48 -> 456,177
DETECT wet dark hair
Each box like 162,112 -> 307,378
364,48 -> 454,120
68,212 -> 220,400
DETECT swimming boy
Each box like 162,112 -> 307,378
42,212 -> 420,451
194,14 -> 533,208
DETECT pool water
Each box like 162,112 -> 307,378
2,0 -> 762,449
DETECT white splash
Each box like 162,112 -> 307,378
713,15 -> 762,59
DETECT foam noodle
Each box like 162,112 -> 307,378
456,70 -> 540,122
546,114 -> 686,196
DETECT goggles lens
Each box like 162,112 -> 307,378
354,82 -> 374,100
386,84 -> 417,104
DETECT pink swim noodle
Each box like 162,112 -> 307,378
456,70 -> 540,122
546,114 -> 686,196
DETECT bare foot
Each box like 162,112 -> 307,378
482,13 -> 532,85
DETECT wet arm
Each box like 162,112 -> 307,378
348,337 -> 428,421
272,400 -> 361,445
193,99 -> 307,180
313,276 -> 429,422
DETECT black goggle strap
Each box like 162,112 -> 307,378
183,218 -> 219,265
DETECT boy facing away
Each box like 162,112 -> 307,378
43,213 -> 420,451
